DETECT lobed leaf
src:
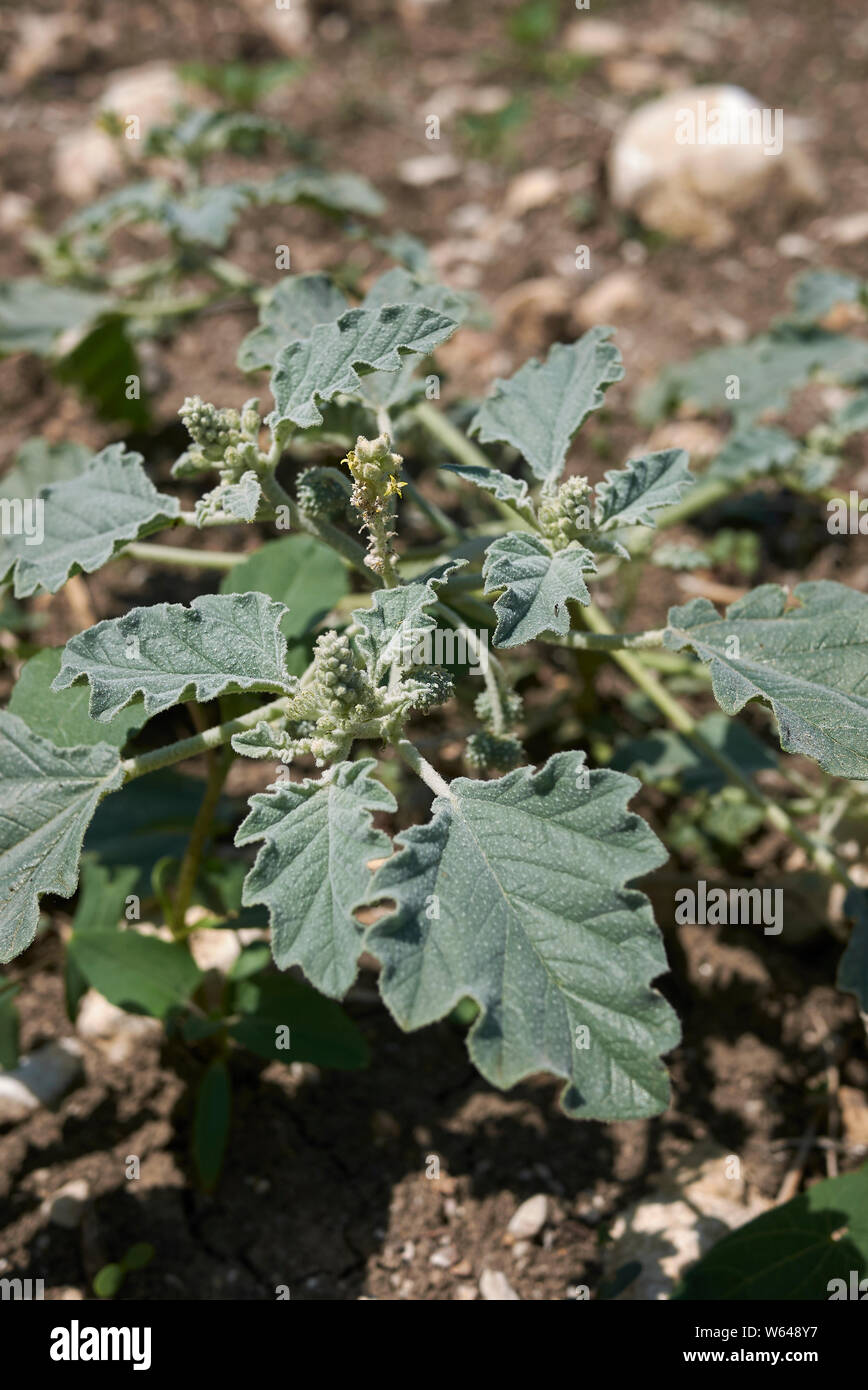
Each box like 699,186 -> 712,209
352,562 -> 458,679
54,592 -> 296,721
237,274 -> 350,372
9,649 -> 147,749
595,449 -> 694,530
483,532 -> 595,647
665,581 -> 868,780
236,760 -> 396,997
0,443 -> 180,597
268,303 -> 458,431
0,712 -> 124,964
365,752 -> 677,1120
470,328 -> 624,483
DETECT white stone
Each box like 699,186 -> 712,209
505,168 -> 562,217
507,1193 -> 548,1240
399,154 -> 461,187
564,18 -> 628,58
609,85 -> 825,247
0,1039 -> 83,1122
42,1179 -> 90,1229
576,270 -> 643,329
479,1268 -> 520,1300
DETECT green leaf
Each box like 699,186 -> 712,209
162,182 -> 254,247
237,274 -> 349,372
595,449 -> 694,531
838,888 -> 868,1012
236,760 -> 396,997
708,426 -> 799,482
0,983 -> 20,1070
665,581 -> 868,780
0,712 -> 124,964
229,974 -> 369,1069
1,438 -> 89,501
0,279 -> 111,356
675,1163 -> 868,1300
54,314 -> 149,430
0,443 -> 180,597
72,859 -> 141,934
612,711 -> 777,794
93,1265 -> 124,1299
220,534 -> 348,674
470,328 -> 624,483
830,391 -> 868,439
268,303 -> 459,431
68,929 -> 203,1018
352,562 -> 457,679
260,168 -> 385,218
62,179 -> 170,236
790,268 -> 865,325
483,532 -> 595,647
442,461 -> 535,519
192,1059 -> 231,1193
362,267 -> 470,323
54,592 -> 296,721
10,648 -> 147,748
638,328 -> 868,427
366,752 -> 677,1120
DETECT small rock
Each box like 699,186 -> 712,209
0,1039 -> 84,1123
54,62 -> 188,201
609,85 -> 825,248
8,15 -> 81,89
605,58 -> 667,96
454,1282 -> 478,1300
0,193 -> 33,233
75,990 -> 160,1064
601,1141 -> 769,1300
479,1268 -> 520,1301
776,233 -> 817,259
42,1179 -> 90,1230
505,168 -> 562,217
511,1240 -> 532,1260
819,211 -> 868,246
575,270 -> 643,329
495,276 -> 572,349
646,420 -> 726,461
506,1193 -> 549,1241
452,1257 -> 473,1278
238,0 -> 310,56
564,17 -> 628,58
399,154 -> 461,187
839,1086 -> 868,1147
429,1244 -> 457,1269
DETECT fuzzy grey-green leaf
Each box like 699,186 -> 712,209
595,449 -> 694,530
53,592 -> 296,721
236,760 -> 396,997
0,443 -> 180,597
365,752 -> 677,1120
665,581 -> 868,780
470,328 -> 624,483
352,562 -> 458,679
268,303 -> 458,431
0,712 -> 124,964
483,532 -> 596,647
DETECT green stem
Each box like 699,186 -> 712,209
393,737 -> 453,800
559,626 -> 666,652
123,541 -> 246,570
403,478 -> 463,542
414,402 -> 535,530
121,695 -> 293,782
168,744 -> 233,936
580,600 -> 854,888
114,291 -> 222,319
434,600 -> 509,734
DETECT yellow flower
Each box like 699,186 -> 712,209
385,474 -> 407,498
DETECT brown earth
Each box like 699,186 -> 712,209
1,0 -> 867,1300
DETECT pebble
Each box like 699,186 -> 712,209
506,1193 -> 549,1241
0,1039 -> 84,1123
42,1179 -> 90,1230
505,168 -> 562,217
575,270 -> 643,329
399,154 -> 462,187
479,1268 -> 520,1301
564,17 -> 628,58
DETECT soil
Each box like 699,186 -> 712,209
1,0 -> 867,1300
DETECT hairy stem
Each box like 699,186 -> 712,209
123,541 -> 246,570
413,402 -> 536,530
393,736 -> 454,801
120,695 -> 293,782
